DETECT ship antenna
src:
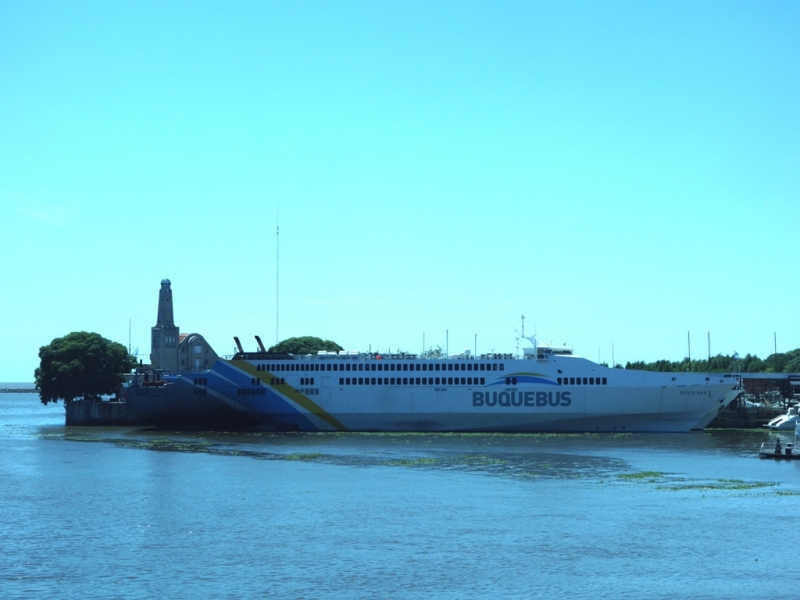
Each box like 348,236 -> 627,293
276,206 -> 280,345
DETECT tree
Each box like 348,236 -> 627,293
268,336 -> 343,355
35,332 -> 137,405
420,346 -> 446,359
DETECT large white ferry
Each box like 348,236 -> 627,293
126,336 -> 741,432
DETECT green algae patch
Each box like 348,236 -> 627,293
454,455 -> 508,466
616,471 -> 663,480
657,481 -> 778,492
381,457 -> 440,467
282,452 -> 323,461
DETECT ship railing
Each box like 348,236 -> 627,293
223,352 -> 516,362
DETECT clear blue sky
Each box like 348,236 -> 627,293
1,1 -> 798,381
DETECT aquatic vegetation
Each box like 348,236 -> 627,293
381,457 -> 440,467
657,481 -> 778,492
616,471 -> 663,480
282,452 -> 323,461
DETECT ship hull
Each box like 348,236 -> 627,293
126,354 -> 739,433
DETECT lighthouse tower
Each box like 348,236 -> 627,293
150,279 -> 180,372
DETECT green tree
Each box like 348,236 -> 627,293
420,346 -> 446,359
35,332 -> 137,405
268,336 -> 343,355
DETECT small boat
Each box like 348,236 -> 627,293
763,406 -> 799,430
759,420 -> 800,459
758,441 -> 800,460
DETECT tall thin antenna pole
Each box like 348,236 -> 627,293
446,330 -> 449,357
474,334 -> 477,356
423,333 -> 425,355
687,331 -> 691,369
128,317 -> 131,354
276,207 -> 280,344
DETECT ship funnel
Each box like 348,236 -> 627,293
255,335 -> 267,353
233,336 -> 244,353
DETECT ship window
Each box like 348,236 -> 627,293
415,364 -> 420,371
434,364 -> 439,371
602,377 -> 607,385
460,377 -> 465,385
377,364 -> 382,371
358,364 -> 363,371
447,364 -> 453,371
500,364 -> 504,371
557,377 -> 562,385
480,377 -> 485,384
583,378 -> 588,385
479,364 -> 485,371
570,377 -> 575,385
377,377 -> 382,384
390,377 -> 395,384
512,377 -> 517,385
371,378 -> 376,385
371,364 -> 376,371
492,364 -> 497,371
325,364 -> 330,371
403,364 -> 408,371
339,378 -> 343,385
434,377 -> 440,385
402,377 -> 408,385
345,364 -> 350,371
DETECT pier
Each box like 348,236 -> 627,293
65,400 -> 149,426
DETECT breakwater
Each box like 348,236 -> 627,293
65,401 -> 149,426
708,406 -> 783,428
0,388 -> 37,393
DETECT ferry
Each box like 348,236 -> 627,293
126,336 -> 741,432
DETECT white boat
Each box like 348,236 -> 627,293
763,406 -> 800,430
127,335 -> 741,433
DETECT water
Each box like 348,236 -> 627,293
2,391 -> 798,599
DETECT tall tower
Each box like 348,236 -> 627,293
150,279 -> 180,372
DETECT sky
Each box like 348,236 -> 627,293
1,1 -> 798,381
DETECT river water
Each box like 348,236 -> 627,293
2,390 -> 798,599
